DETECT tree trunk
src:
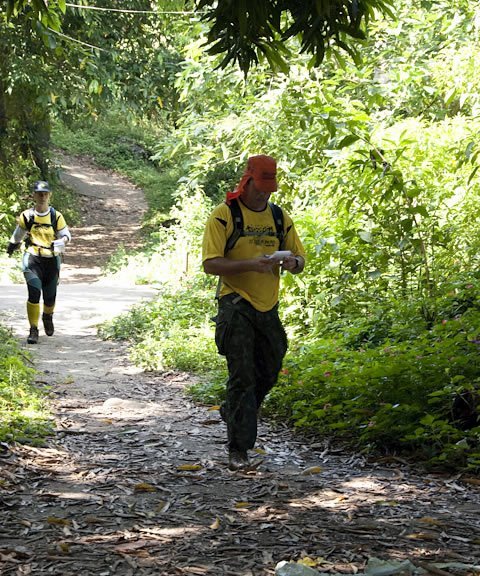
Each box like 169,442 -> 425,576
0,77 -> 8,166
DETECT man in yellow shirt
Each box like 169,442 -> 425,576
7,180 -> 71,344
202,155 -> 305,470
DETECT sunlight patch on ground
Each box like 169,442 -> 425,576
342,478 -> 385,491
286,480 -> 406,511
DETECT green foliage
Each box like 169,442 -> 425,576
187,375 -> 227,405
1,0 -> 189,187
0,159 -> 34,238
52,114 -> 177,216
4,0 -> 65,28
0,326 -> 53,445
197,0 -> 395,74
265,294 -> 480,470
99,277 -> 227,376
0,153 -> 81,283
8,0 -> 476,472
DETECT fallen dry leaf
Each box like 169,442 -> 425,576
177,464 -> 203,471
134,482 -> 156,492
234,501 -> 251,509
298,557 -> 317,567
418,516 -> 445,526
405,532 -> 439,541
114,540 -> 152,554
46,517 -> 71,526
302,466 -> 322,475
462,477 -> 480,486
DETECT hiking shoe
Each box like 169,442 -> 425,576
27,326 -> 39,344
228,450 -> 249,471
42,313 -> 54,336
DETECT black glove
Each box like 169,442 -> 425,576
7,242 -> 20,256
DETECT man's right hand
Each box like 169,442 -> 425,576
253,256 -> 278,273
204,255 -> 277,276
7,242 -> 20,256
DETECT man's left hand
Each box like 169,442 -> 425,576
282,255 -> 303,273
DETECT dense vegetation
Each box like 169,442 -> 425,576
0,326 -> 52,445
1,1 -> 479,469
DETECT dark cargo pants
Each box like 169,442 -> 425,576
215,293 -> 288,452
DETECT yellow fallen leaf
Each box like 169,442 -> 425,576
101,418 -> 113,424
253,447 -> 266,455
462,477 -> 480,486
234,501 -> 251,508
210,517 -> 221,529
47,517 -> 71,526
302,466 -> 322,475
84,515 -> 104,525
209,405 -> 221,411
406,532 -> 438,541
58,542 -> 70,554
418,517 -> 445,526
298,557 -> 317,567
134,482 -> 156,492
200,419 -> 220,425
156,500 -> 171,513
177,464 -> 203,471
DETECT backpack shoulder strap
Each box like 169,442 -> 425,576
269,202 -> 285,249
215,200 -> 244,300
224,199 -> 244,255
23,208 -> 35,231
23,208 -> 58,232
49,206 -> 58,233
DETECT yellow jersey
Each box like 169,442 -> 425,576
19,208 -> 68,258
202,200 -> 305,311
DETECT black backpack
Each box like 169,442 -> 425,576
23,207 -> 59,248
214,199 -> 286,300
224,199 -> 285,254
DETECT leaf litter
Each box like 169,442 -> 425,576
0,154 -> 479,575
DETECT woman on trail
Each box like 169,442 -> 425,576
6,180 -> 72,344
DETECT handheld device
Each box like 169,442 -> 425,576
266,250 -> 292,262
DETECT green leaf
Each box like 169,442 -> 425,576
337,134 -> 360,149
367,270 -> 382,280
468,165 -> 479,186
400,218 -> 413,232
358,230 -> 373,243
408,205 -> 429,218
465,141 -> 475,160
6,0 -> 15,19
331,295 -> 343,307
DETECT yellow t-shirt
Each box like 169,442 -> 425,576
19,208 -> 67,257
202,200 -> 305,312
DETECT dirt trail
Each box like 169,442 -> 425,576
0,155 -> 479,576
